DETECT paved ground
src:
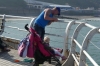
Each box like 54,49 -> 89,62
0,49 -> 56,66
0,49 -> 33,66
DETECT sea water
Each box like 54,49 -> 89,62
2,18 -> 100,66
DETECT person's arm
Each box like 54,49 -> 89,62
47,20 -> 55,25
44,8 -> 58,21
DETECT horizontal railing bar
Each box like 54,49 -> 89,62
6,26 -> 27,31
83,50 -> 99,66
58,19 -> 69,23
73,39 -> 82,49
75,22 -> 84,24
0,14 -> 32,19
72,53 -> 79,65
85,23 -> 96,29
58,20 -> 83,24
4,26 -> 63,37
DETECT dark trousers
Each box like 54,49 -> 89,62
0,38 -> 4,50
33,23 -> 45,41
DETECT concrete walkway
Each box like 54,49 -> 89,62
0,49 -> 33,66
0,49 -> 56,66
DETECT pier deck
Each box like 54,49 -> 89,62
0,49 -> 55,66
0,49 -> 33,66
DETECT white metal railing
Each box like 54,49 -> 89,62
62,20 -> 99,66
0,15 -> 100,66
0,15 -> 5,35
0,14 -> 32,19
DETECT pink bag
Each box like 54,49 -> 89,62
18,37 -> 29,57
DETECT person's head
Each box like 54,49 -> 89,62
52,7 -> 60,16
44,36 -> 50,43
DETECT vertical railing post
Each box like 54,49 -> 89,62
0,14 -> 6,35
62,20 -> 75,66
64,23 -> 85,66
64,20 -> 75,50
71,23 -> 85,54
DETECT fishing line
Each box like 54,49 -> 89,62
4,26 -> 27,32
50,39 -> 63,43
47,26 -> 65,29
89,40 -> 100,50
79,33 -> 100,50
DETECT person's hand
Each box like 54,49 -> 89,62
53,18 -> 58,22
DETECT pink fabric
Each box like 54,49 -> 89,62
18,42 -> 26,57
27,28 -> 51,58
18,37 -> 29,57
27,33 -> 35,57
